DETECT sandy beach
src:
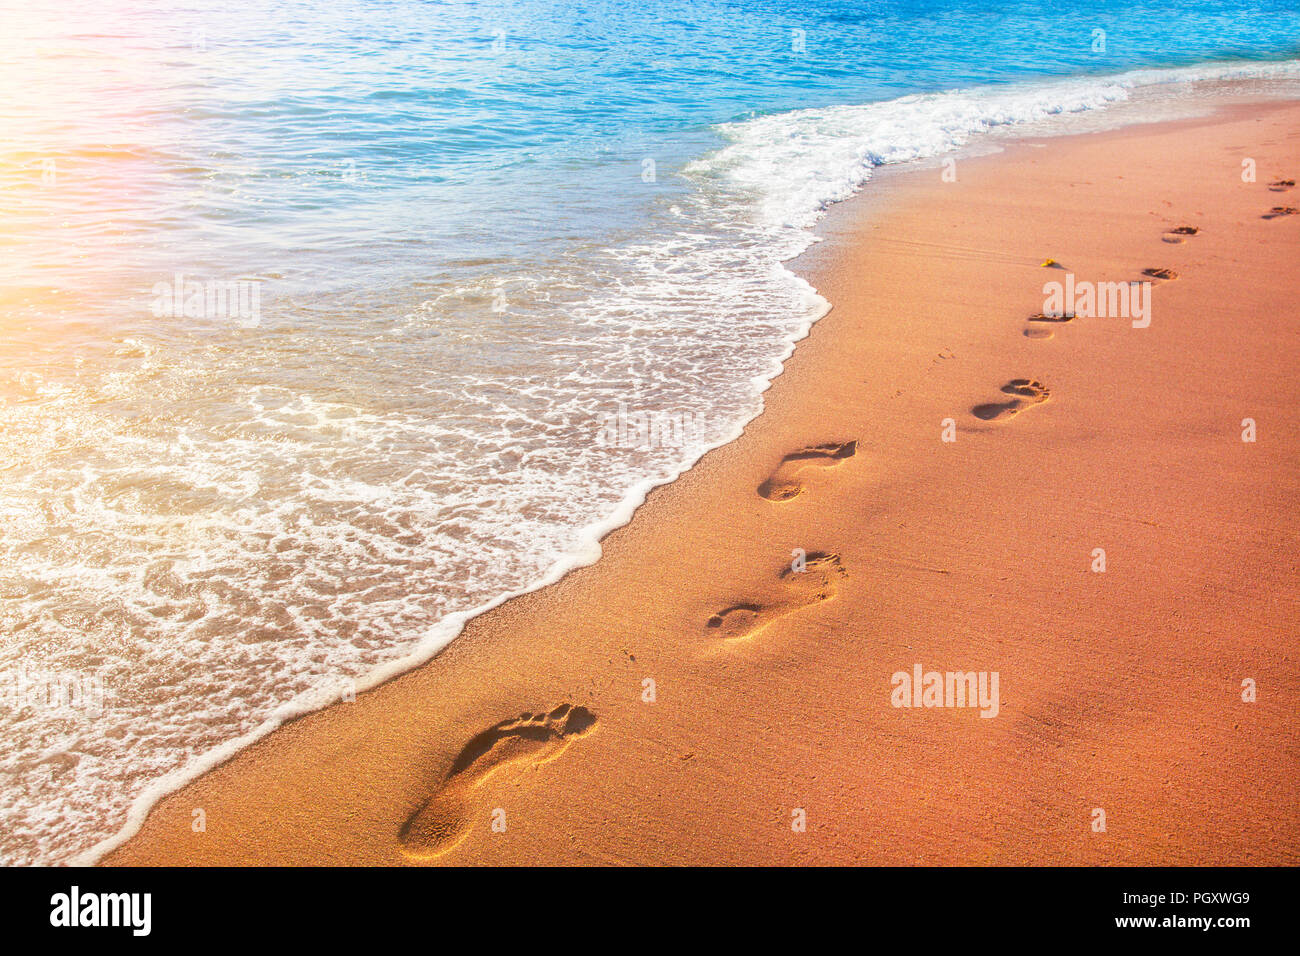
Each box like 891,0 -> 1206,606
103,96 -> 1300,867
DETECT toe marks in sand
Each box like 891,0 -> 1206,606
757,441 -> 857,502
399,703 -> 596,859
707,552 -> 846,642
972,379 -> 1050,422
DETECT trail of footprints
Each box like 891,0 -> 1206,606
703,443 -> 858,638
403,172 -> 1297,861
402,440 -> 863,860
997,176 -> 1297,424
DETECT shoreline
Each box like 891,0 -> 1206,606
101,93 -> 1300,866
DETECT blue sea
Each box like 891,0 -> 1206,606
0,0 -> 1298,864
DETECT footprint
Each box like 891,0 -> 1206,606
399,703 -> 597,859
1263,206 -> 1299,220
706,552 -> 845,642
1162,225 -> 1200,244
972,379 -> 1050,422
704,603 -> 765,640
757,441 -> 857,502
1268,179 -> 1295,192
1023,327 -> 1055,340
1141,267 -> 1179,281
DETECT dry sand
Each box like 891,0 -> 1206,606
104,97 -> 1300,866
